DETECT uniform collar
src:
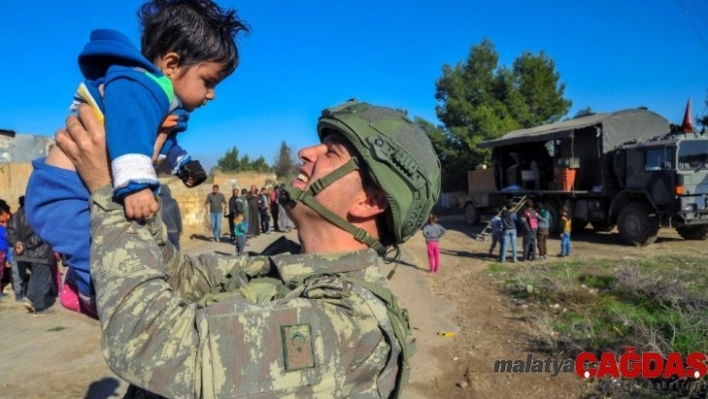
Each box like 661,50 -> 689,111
271,249 -> 379,285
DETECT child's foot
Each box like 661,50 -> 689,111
59,281 -> 81,313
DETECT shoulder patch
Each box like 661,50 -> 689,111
282,324 -> 315,371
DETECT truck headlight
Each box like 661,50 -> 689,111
684,204 -> 697,212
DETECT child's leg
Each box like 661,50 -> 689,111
561,233 -> 570,256
45,145 -> 76,171
25,158 -> 93,299
426,242 -> 435,271
235,236 -> 245,255
489,236 -> 498,254
433,241 -> 441,272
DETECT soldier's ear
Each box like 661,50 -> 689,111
350,189 -> 388,219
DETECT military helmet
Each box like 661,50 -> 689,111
316,99 -> 441,246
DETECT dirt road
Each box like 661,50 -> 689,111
1,214 -> 703,398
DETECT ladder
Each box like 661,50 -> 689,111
473,195 -> 528,241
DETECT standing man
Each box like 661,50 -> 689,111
158,185 -> 183,251
204,184 -> 226,242
58,100 -> 441,398
237,188 -> 249,236
7,197 -> 28,302
259,187 -> 271,234
522,200 -> 538,261
6,200 -> 55,316
269,185 -> 280,232
246,185 -> 261,237
500,201 -> 518,263
227,188 -> 239,242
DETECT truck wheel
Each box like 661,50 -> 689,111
545,202 -> 561,235
464,203 -> 480,225
591,222 -> 616,232
676,225 -> 708,240
617,202 -> 659,246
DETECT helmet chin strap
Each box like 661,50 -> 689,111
280,157 -> 387,256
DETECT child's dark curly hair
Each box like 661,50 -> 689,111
138,0 -> 250,76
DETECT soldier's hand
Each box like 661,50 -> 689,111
124,188 -> 160,220
57,104 -> 111,192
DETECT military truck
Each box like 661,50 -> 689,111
462,108 -> 708,246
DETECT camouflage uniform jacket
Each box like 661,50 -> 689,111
89,185 -> 402,399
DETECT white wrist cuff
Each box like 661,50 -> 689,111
112,154 -> 158,189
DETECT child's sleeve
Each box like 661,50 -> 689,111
166,141 -> 192,176
102,67 -> 171,198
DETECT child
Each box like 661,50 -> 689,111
24,0 -> 248,317
536,202 -> 550,260
489,209 -> 502,257
0,204 -> 10,298
233,211 -> 247,256
560,207 -> 572,257
422,213 -> 446,273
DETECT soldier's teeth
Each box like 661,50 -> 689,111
297,173 -> 309,183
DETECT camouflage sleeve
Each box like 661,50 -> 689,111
90,185 -> 392,397
139,194 -> 270,301
88,185 -> 265,397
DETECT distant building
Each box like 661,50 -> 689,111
0,129 -> 54,211
0,129 -> 54,163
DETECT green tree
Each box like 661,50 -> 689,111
431,38 -> 572,190
273,141 -> 297,178
250,156 -> 270,173
573,107 -> 595,119
239,154 -> 251,171
216,146 -> 241,172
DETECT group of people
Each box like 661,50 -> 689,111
206,183 -> 295,255
490,200 -> 572,262
0,196 -> 60,316
5,0 -> 445,397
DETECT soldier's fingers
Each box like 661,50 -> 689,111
76,104 -> 106,147
55,128 -> 80,162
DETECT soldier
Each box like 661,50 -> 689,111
57,100 -> 441,398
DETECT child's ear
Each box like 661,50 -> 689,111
159,52 -> 182,79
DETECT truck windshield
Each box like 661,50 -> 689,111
678,140 -> 708,171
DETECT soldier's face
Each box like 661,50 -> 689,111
291,134 -> 364,215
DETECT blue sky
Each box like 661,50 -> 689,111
2,0 -> 707,171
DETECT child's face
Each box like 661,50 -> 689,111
169,61 -> 226,112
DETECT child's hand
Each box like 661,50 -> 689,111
124,188 -> 159,220
160,114 -> 179,133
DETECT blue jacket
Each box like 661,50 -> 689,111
74,29 -> 190,197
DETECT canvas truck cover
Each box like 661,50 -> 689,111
478,109 -> 670,154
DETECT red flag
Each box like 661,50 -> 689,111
682,98 -> 694,133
